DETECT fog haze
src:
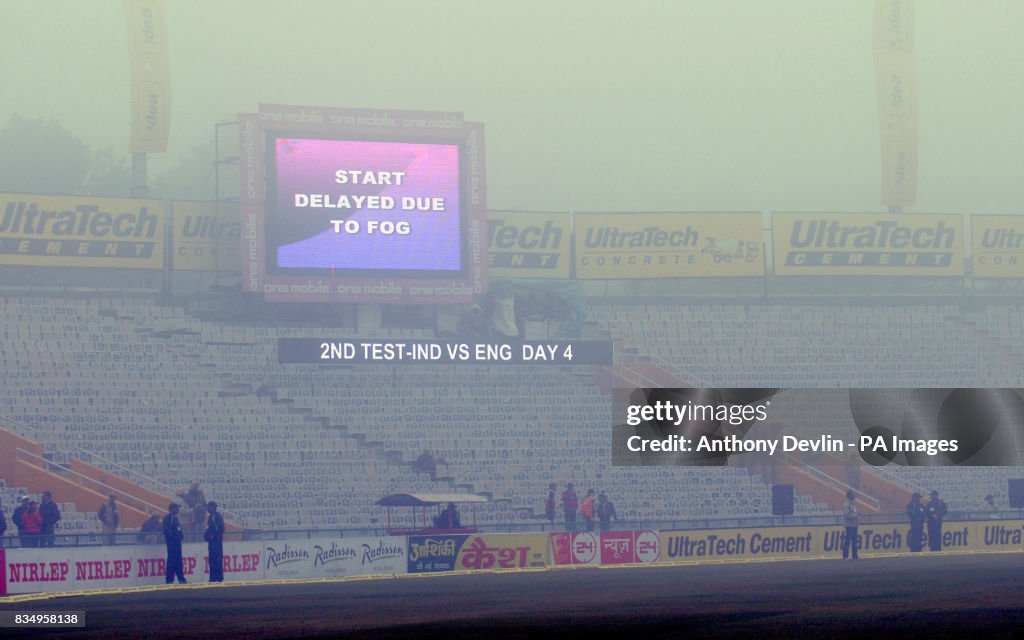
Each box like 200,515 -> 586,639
2,0 -> 1021,213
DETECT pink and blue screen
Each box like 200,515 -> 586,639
270,137 -> 462,272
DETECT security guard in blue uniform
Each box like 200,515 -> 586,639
924,490 -> 948,552
905,492 -> 926,552
163,503 -> 187,584
204,501 -> 225,582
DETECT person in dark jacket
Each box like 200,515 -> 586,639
12,496 -> 29,546
38,491 -> 60,547
204,502 -> 225,582
163,503 -> 187,584
544,483 -> 557,526
561,483 -> 578,531
596,492 -> 618,532
906,492 -> 926,552
925,490 -> 948,552
98,494 -> 120,546
842,490 -> 859,560
139,513 -> 163,544
0,496 -> 7,538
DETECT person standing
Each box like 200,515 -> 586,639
22,500 -> 43,548
544,483 -> 557,527
925,490 -> 948,552
180,481 -> 207,541
561,483 -> 578,531
579,489 -> 596,532
842,490 -> 859,560
98,494 -> 120,545
596,492 -> 617,532
906,492 -> 926,552
163,503 -> 187,584
0,497 -> 7,539
38,491 -> 60,547
204,502 -> 225,583
12,496 -> 29,547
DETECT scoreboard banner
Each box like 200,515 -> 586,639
0,193 -> 164,268
172,201 -> 241,271
488,211 -> 571,279
972,214 -> 1024,278
573,212 -> 764,279
771,212 -> 963,276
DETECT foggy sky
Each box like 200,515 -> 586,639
2,0 -> 1022,214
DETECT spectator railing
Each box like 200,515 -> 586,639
14,447 -> 169,522
4,509 -> 1020,548
72,447 -> 248,528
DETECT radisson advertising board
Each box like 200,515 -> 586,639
771,212 -> 964,276
0,193 -> 165,269
971,215 -> 1024,278
487,211 -> 571,279
573,212 -> 764,279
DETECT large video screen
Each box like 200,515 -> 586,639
267,136 -> 464,275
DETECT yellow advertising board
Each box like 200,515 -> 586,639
172,201 -> 241,271
972,215 -> 1024,278
124,0 -> 172,153
487,211 -> 570,279
659,525 -> 820,563
658,520 -> 1021,565
771,212 -> 964,276
573,212 -> 764,279
454,534 -> 548,571
0,193 -> 164,268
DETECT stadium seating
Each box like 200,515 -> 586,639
3,296 -> 1022,531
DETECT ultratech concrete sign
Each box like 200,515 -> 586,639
487,211 -> 570,278
972,214 -> 1024,278
0,193 -> 164,268
172,201 -> 241,272
574,212 -> 764,279
771,212 -> 964,276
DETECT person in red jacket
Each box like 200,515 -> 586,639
22,500 -> 43,547
579,489 -> 596,532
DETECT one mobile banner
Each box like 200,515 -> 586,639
613,388 -> 1024,467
